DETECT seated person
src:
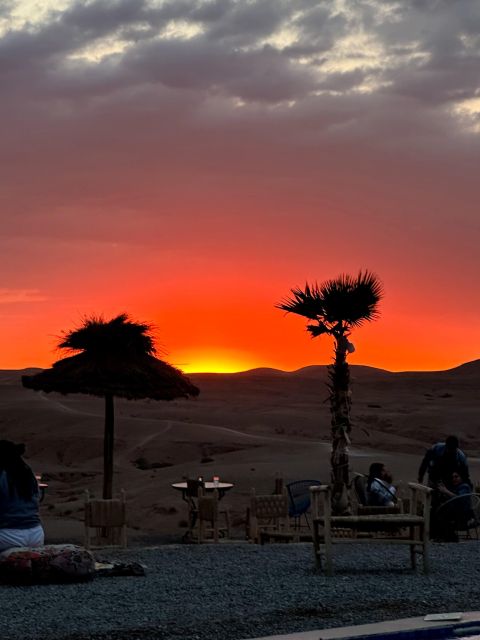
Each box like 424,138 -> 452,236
0,440 -> 44,551
437,470 -> 474,526
367,463 -> 397,507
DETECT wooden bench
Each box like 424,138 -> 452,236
310,482 -> 432,575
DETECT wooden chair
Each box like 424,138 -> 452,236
197,489 -> 231,543
84,490 -> 127,549
248,488 -> 293,544
180,478 -> 206,541
311,482 -> 432,575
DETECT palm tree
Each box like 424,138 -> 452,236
277,271 -> 383,507
22,314 -> 199,498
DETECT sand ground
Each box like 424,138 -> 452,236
0,361 -> 479,544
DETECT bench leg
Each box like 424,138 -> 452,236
312,521 -> 322,571
422,524 -> 430,574
409,527 -> 416,570
322,518 -> 333,576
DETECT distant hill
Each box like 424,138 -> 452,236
441,359 -> 480,377
189,359 -> 480,382
2,360 -> 479,383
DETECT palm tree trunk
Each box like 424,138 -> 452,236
103,393 -> 115,499
329,336 -> 351,513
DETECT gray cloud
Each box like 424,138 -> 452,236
0,0 -> 479,249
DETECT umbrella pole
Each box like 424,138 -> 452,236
103,393 -> 114,500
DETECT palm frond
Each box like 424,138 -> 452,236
346,270 -> 384,327
276,283 -> 325,320
307,323 -> 330,337
320,270 -> 384,327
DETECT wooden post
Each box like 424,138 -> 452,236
274,475 -> 284,495
423,490 -> 431,574
249,488 -> 258,543
84,490 -> 91,549
324,485 -> 333,576
103,393 -> 114,500
120,489 -> 127,548
311,487 -> 322,570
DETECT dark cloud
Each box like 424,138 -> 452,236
0,0 -> 479,249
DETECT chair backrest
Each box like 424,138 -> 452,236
286,480 -> 322,517
198,490 -> 219,522
84,494 -> 126,527
250,488 -> 289,520
186,479 -> 205,498
353,474 -> 369,506
84,490 -> 127,549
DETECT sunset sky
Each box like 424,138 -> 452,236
1,0 -> 479,373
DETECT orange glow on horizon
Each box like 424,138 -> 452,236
0,299 -> 478,375
174,348 -> 257,374
0,273 -> 478,375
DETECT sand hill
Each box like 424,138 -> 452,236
0,361 -> 479,543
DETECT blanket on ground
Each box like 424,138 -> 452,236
0,544 -> 95,584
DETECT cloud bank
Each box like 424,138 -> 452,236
0,0 -> 479,369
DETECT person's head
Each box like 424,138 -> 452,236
369,463 -> 386,479
0,440 -> 25,467
445,435 -> 459,454
368,462 -> 393,483
0,440 -> 36,500
451,470 -> 466,487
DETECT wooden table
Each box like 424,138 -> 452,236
172,481 -> 234,500
172,482 -> 234,541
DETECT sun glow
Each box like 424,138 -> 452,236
175,349 -> 256,374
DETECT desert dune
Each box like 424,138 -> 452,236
0,361 -> 479,544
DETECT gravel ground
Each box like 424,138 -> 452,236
1,542 -> 479,640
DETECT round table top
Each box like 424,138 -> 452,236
35,475 -> 48,489
172,481 -> 233,491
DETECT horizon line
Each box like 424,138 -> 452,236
8,358 -> 479,376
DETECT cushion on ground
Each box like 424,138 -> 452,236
0,544 -> 95,584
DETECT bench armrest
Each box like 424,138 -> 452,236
310,485 -> 331,518
407,482 -> 433,494
407,482 -> 432,516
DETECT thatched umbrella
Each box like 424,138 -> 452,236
22,314 -> 199,498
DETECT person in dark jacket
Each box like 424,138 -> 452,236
418,436 -> 470,488
0,440 -> 44,551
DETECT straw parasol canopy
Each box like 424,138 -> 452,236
22,313 -> 199,498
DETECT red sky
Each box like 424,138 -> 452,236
1,0 -> 479,373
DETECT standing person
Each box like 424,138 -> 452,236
418,436 -> 471,488
367,463 -> 397,507
0,440 -> 44,551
